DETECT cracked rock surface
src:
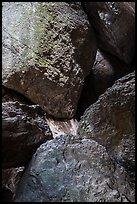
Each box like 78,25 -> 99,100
15,134 -> 134,202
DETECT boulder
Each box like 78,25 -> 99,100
15,135 -> 134,202
82,2 -> 135,64
78,72 -> 135,180
2,2 -> 97,119
2,101 -> 53,168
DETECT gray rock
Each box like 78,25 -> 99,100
92,49 -> 131,97
83,2 -> 135,64
15,135 -> 134,202
78,72 -> 135,180
2,101 -> 53,168
2,2 -> 97,119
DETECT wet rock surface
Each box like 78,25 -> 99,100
2,2 -> 97,119
15,134 -> 134,202
2,101 -> 53,168
78,72 -> 135,181
82,2 -> 135,64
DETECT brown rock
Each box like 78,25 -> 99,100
2,2 -> 97,119
83,2 -> 135,64
78,72 -> 135,180
2,101 -> 53,168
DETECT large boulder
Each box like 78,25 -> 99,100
2,101 -> 53,168
78,72 -> 135,180
82,2 -> 135,64
2,2 -> 97,119
15,135 -> 134,202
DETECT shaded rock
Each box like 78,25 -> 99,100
76,72 -> 98,118
2,101 -> 53,168
2,85 -> 35,105
78,72 -> 135,180
15,134 -> 134,202
47,118 -> 79,138
2,187 -> 13,202
2,2 -> 97,119
76,49 -> 131,118
2,167 -> 24,202
83,2 -> 135,64
92,49 -> 132,97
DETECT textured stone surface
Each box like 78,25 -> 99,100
92,49 -> 132,97
2,101 -> 53,168
78,72 -> 135,180
15,134 -> 134,202
2,2 -> 97,119
2,167 -> 24,202
83,2 -> 135,64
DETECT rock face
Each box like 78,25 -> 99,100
83,2 -> 135,64
2,101 -> 53,168
78,72 -> 135,180
92,49 -> 132,97
2,2 -> 97,119
15,134 -> 134,202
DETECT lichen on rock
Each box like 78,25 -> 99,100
2,2 -> 97,119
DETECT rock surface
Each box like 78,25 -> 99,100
2,167 -> 24,202
78,72 -> 135,180
92,49 -> 132,97
83,2 -> 135,64
2,2 -> 97,119
15,134 -> 134,202
47,118 -> 79,138
2,101 -> 53,168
